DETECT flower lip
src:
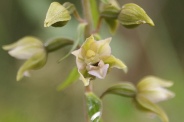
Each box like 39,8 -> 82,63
88,60 -> 109,79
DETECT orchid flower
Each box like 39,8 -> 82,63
72,35 -> 127,86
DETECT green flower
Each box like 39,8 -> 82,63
3,36 -> 47,81
72,35 -> 127,86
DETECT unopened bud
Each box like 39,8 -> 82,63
118,3 -> 154,28
44,2 -> 71,27
100,0 -> 121,19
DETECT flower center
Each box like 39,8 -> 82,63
86,50 -> 95,58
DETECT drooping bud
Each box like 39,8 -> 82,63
137,76 -> 175,103
44,2 -> 71,27
134,76 -> 175,122
100,0 -> 121,19
118,3 -> 154,28
2,36 -> 47,81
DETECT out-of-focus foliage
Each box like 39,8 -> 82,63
0,0 -> 184,122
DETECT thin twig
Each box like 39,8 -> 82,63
73,10 -> 86,23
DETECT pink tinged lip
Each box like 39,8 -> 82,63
88,61 -> 109,79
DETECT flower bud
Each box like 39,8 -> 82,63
44,2 -> 71,27
118,3 -> 154,28
137,76 -> 175,103
133,76 -> 174,122
3,36 -> 47,81
100,0 -> 121,19
3,36 -> 44,60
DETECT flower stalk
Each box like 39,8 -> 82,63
82,0 -> 93,37
82,0 -> 94,121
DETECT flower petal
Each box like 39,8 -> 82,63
137,76 -> 174,91
78,69 -> 91,86
3,36 -> 44,60
135,94 -> 169,122
103,55 -> 127,73
17,50 -> 47,81
71,48 -> 81,57
139,88 -> 175,103
88,60 -> 109,79
82,35 -> 95,53
96,37 -> 111,57
2,36 -> 43,50
8,46 -> 43,60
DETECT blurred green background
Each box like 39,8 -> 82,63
0,0 -> 184,122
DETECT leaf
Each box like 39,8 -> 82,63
44,2 -> 71,27
101,82 -> 136,98
57,67 -> 79,91
58,22 -> 87,62
89,0 -> 99,28
136,95 -> 169,122
86,92 -> 103,122
44,38 -> 74,53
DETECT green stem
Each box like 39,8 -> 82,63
82,0 -> 93,37
92,16 -> 103,34
73,10 -> 86,23
81,0 -> 93,93
82,0 -> 94,122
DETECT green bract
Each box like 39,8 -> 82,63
3,36 -> 47,81
118,3 -> 154,28
86,92 -> 103,122
72,35 -> 127,86
44,2 -> 71,27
